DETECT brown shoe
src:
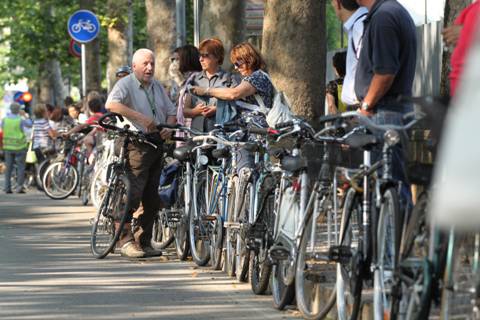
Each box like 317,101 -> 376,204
120,241 -> 145,258
142,245 -> 163,257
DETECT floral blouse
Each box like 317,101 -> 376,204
243,70 -> 274,109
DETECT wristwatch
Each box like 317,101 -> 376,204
361,101 -> 370,111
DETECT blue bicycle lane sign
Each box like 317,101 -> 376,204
67,10 -> 100,43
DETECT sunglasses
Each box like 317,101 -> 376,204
199,52 -> 210,58
233,61 -> 245,69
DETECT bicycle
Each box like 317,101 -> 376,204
329,111 -> 421,320
42,134 -> 85,200
90,113 -> 163,259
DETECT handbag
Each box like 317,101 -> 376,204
253,71 -> 296,128
25,129 -> 37,164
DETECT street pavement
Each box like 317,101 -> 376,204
0,176 -> 301,320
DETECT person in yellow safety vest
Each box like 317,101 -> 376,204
1,102 -> 32,193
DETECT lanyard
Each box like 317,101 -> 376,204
141,85 -> 157,120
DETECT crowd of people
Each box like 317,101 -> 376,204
1,0 -> 478,260
0,67 -> 130,194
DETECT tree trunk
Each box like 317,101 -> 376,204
262,0 -> 326,119
49,60 -> 65,107
145,0 -> 176,84
200,0 -> 245,69
107,0 -> 129,91
80,0 -> 102,95
38,62 -> 53,105
37,60 -> 64,107
440,0 -> 473,97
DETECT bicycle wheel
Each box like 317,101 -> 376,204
390,192 -> 432,320
249,189 -> 275,295
189,173 -> 210,266
271,260 -> 296,310
336,188 -> 363,320
80,165 -> 92,206
440,231 -> 480,320
90,166 -> 108,209
225,175 -> 238,277
35,158 -> 50,191
151,210 -> 175,249
235,182 -> 251,282
42,161 -> 79,200
296,193 -> 337,319
374,187 -> 402,320
174,180 -> 190,260
209,214 -> 224,270
90,173 -> 131,259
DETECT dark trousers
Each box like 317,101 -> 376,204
4,149 -> 27,192
123,142 -> 164,247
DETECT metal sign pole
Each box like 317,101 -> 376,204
81,43 -> 86,98
194,0 -> 200,47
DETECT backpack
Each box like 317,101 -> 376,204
254,71 -> 296,128
158,161 -> 180,207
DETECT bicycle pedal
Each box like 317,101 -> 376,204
269,246 -> 290,261
328,245 -> 352,264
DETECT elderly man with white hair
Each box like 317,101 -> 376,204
106,48 -> 177,258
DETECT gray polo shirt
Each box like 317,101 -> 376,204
107,73 -> 177,131
191,69 -> 238,106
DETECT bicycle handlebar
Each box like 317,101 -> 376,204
98,112 -> 125,131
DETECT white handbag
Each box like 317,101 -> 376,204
254,71 -> 296,128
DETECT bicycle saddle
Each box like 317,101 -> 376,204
344,133 -> 378,150
173,144 -> 194,162
281,155 -> 307,172
211,147 -> 230,159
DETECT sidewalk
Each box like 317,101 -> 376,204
0,173 -> 301,320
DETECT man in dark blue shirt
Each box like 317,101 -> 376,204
354,0 -> 417,212
355,0 -> 417,114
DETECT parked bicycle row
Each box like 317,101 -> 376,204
66,95 -> 476,320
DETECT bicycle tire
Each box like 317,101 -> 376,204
90,166 -> 108,209
90,173 -> 131,259
151,210 -> 175,249
336,188 -> 363,320
295,193 -> 337,319
209,214 -> 224,270
374,187 -> 402,320
390,192 -> 431,320
249,189 -> 275,295
189,172 -> 210,266
440,231 -> 480,320
42,161 -> 79,200
174,180 -> 190,260
249,250 -> 272,295
271,261 -> 296,310
235,182 -> 251,282
36,158 -> 50,191
225,175 -> 238,277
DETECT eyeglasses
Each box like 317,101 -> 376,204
199,52 -> 210,59
233,61 -> 244,69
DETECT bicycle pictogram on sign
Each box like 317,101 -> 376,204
67,10 -> 100,43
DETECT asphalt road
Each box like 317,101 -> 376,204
0,177 -> 301,320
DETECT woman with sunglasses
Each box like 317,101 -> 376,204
191,42 -> 273,118
183,38 -> 237,132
